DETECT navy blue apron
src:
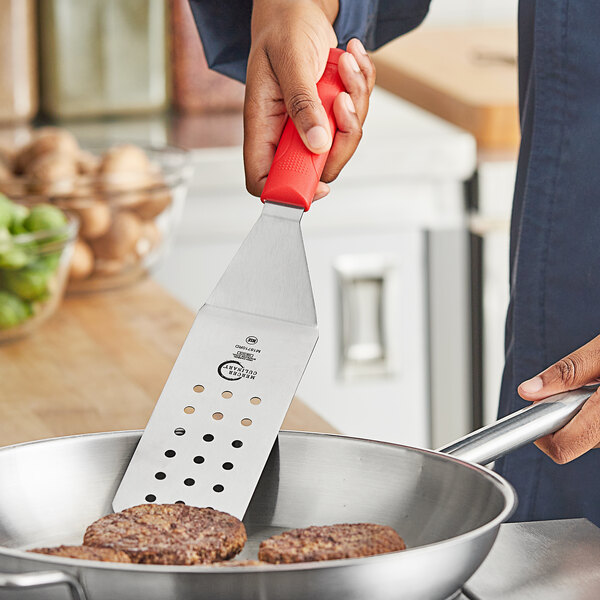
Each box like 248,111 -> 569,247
495,0 -> 600,525
190,0 -> 600,524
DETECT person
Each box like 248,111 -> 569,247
189,0 -> 600,526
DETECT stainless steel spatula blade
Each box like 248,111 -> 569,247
114,48 -> 344,519
113,203 -> 317,518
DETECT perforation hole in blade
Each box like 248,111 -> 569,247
138,375 -> 269,509
121,312 -> 317,514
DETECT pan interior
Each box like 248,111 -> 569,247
0,431 -> 510,557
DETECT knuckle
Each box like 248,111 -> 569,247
551,444 -> 573,464
321,170 -> 339,184
365,59 -> 376,88
244,175 -> 260,198
321,162 -> 341,183
366,57 -> 376,77
287,90 -> 318,119
556,356 -> 580,386
543,437 -> 575,464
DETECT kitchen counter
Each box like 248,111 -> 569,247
372,27 -> 519,154
463,518 -> 600,599
0,279 -> 336,447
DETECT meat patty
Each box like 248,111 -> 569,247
28,545 -> 131,563
83,504 -> 246,565
258,523 -> 405,564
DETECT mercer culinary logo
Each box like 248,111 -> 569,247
217,360 -> 257,381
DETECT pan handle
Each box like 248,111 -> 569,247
437,387 -> 596,465
0,570 -> 87,600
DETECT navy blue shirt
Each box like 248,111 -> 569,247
189,0 -> 600,526
189,0 -> 431,82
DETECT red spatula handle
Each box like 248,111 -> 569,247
260,47 -> 345,211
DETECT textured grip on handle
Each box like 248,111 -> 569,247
260,48 -> 345,211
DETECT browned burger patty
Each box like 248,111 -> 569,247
83,504 -> 246,565
258,523 -> 406,564
28,545 -> 131,563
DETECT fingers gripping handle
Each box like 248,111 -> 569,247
260,48 -> 345,211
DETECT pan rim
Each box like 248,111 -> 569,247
0,429 -> 517,574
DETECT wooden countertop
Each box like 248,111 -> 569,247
0,279 -> 336,447
372,27 -> 519,153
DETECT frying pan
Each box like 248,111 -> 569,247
0,387 -> 593,600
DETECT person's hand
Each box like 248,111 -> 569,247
245,0 -> 375,201
518,334 -> 600,463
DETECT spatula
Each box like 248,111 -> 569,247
113,48 -> 345,519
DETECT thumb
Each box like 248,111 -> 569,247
519,335 -> 600,400
274,54 -> 332,154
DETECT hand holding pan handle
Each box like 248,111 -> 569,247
0,570 -> 87,600
438,386 -> 597,465
260,48 -> 345,211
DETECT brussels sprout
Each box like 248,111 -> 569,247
9,204 -> 29,235
0,247 -> 31,270
0,196 -> 29,234
0,228 -> 32,269
0,227 -> 10,251
0,290 -> 31,329
23,204 -> 67,233
37,252 -> 61,271
0,195 -> 12,229
2,262 -> 53,301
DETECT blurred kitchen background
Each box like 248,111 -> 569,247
0,0 -> 519,449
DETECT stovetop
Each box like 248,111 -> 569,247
455,518 -> 600,599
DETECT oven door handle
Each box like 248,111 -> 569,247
0,570 -> 87,600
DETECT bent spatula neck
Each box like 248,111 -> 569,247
206,201 -> 317,327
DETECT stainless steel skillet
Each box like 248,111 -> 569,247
0,387 -> 592,600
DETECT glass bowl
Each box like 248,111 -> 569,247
0,142 -> 191,293
0,212 -> 78,343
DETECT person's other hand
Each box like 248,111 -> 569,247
518,334 -> 600,463
245,0 -> 375,201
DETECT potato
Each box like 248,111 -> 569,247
77,150 -> 100,176
100,143 -> 150,173
93,253 -> 137,277
69,199 -> 112,240
69,239 -> 94,280
135,220 -> 162,257
99,144 -> 153,192
133,189 -> 172,220
0,161 -> 12,183
0,147 -> 15,172
15,128 -> 79,173
89,211 -> 142,260
25,152 -> 77,195
0,178 -> 27,198
93,257 -> 126,277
